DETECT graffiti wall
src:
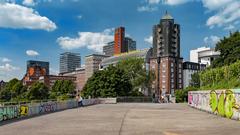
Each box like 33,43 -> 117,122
0,98 -> 114,123
188,89 -> 240,120
0,100 -> 78,122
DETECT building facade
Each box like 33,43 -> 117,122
150,12 -> 183,98
60,52 -> 81,73
113,27 -> 136,55
59,67 -> 86,94
114,27 -> 125,55
0,80 -> 5,91
103,41 -> 115,56
190,47 -> 220,66
85,54 -> 109,82
39,75 -> 76,88
183,62 -> 206,88
23,60 -> 49,86
124,37 -> 136,52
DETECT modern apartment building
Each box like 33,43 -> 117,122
103,41 -> 115,56
124,37 -> 136,52
150,12 -> 183,98
85,54 -> 109,81
60,52 -> 81,73
183,62 -> 206,88
190,47 -> 220,66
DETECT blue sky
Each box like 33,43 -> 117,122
0,0 -> 239,81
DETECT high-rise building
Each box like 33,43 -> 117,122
124,37 -> 136,52
150,12 -> 183,98
114,27 -> 125,55
23,60 -> 49,86
85,54 -> 109,81
60,52 -> 81,73
103,41 -> 115,56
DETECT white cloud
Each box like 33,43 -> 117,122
144,36 -> 153,45
0,57 -> 11,62
22,0 -> 36,6
163,0 -> 192,5
26,50 -> 39,56
148,0 -> 160,4
77,15 -> 82,19
57,28 -> 114,53
0,63 -> 19,72
224,24 -> 235,31
0,3 -> 57,31
204,35 -> 220,46
137,6 -> 158,12
206,1 -> 240,29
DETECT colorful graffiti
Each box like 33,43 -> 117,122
189,89 -> 240,120
39,102 -> 57,113
19,105 -> 29,116
0,106 -> 18,121
209,90 -> 240,118
1,99 -> 105,123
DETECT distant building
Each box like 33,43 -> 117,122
60,52 -> 81,73
124,37 -> 136,52
39,75 -> 76,88
150,12 -> 183,98
101,49 -> 152,69
113,27 -> 136,55
114,27 -> 125,55
183,62 -> 206,88
190,47 -> 220,66
27,60 -> 49,75
85,54 -> 109,81
59,67 -> 86,94
0,80 -> 5,90
103,41 -> 115,56
23,60 -> 49,86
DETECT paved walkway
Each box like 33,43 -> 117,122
0,103 -> 240,135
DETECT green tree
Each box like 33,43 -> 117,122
27,82 -> 49,100
190,73 -> 200,88
117,58 -> 154,95
212,31 -> 240,68
50,80 -> 75,100
82,65 -> 132,98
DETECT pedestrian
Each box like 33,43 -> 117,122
77,94 -> 83,107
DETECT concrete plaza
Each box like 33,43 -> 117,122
0,103 -> 240,135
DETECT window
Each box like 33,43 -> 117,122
171,63 -> 174,67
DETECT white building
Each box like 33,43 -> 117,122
190,47 -> 220,66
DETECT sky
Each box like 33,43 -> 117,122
0,0 -> 239,81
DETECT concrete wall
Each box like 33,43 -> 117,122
188,89 -> 240,120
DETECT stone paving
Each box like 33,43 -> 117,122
0,103 -> 240,135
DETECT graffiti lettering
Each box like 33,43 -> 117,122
39,102 -> 57,113
210,89 -> 240,118
0,106 -> 18,121
19,105 -> 29,116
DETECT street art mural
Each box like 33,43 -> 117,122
19,105 -> 29,116
0,106 -> 18,121
0,99 -> 105,122
189,89 -> 240,120
39,102 -> 57,113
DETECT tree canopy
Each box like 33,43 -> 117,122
212,31 -> 240,68
82,65 -> 132,98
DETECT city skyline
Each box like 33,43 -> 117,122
0,0 -> 239,81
